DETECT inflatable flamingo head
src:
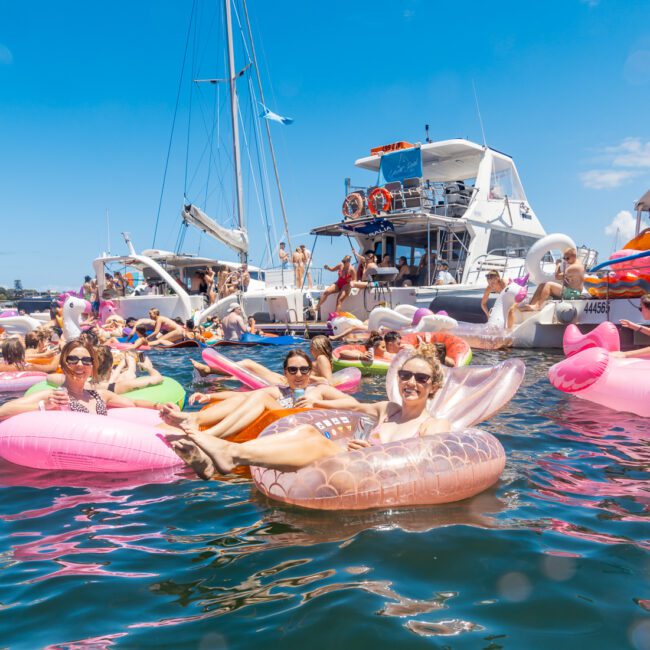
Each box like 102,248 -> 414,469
412,308 -> 433,327
99,300 -> 117,324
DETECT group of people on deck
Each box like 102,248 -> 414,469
278,242 -> 313,289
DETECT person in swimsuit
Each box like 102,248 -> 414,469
0,339 -> 161,420
480,271 -> 507,321
1,337 -> 59,374
161,350 -> 349,444
167,348 -> 450,479
519,247 -> 586,311
143,309 -> 185,346
316,255 -> 354,316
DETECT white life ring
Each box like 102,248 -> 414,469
525,233 -> 577,285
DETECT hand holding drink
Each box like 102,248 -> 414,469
50,387 -> 71,411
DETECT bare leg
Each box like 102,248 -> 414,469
190,424 -> 341,474
183,392 -> 279,439
190,359 -> 219,377
336,286 -> 351,311
316,284 -> 336,312
162,393 -> 249,428
238,359 -> 285,385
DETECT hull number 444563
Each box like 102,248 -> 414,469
583,301 -> 608,315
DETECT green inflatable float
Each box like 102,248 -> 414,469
25,376 -> 186,408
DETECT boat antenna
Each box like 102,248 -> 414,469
472,79 -> 487,147
241,0 -> 293,253
425,124 -> 431,143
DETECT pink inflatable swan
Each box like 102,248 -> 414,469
251,354 -> 525,510
549,323 -> 649,417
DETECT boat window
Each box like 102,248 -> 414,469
489,157 -> 525,201
487,231 -> 539,256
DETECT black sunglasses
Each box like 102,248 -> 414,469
562,256 -> 573,261
67,355 -> 93,366
397,369 -> 432,384
286,366 -> 311,375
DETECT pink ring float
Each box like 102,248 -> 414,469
251,409 -> 506,510
0,410 -> 182,471
0,371 -> 47,393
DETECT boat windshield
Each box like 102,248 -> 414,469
489,156 -> 526,201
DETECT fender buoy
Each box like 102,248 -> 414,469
342,193 -> 365,219
367,187 -> 392,215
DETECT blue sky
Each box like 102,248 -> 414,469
1,0 -> 649,290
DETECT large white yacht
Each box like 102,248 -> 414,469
312,138 -> 550,320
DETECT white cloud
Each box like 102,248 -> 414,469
580,137 -> 650,189
579,169 -> 640,189
0,44 -> 12,65
604,210 -> 648,243
604,137 -> 650,167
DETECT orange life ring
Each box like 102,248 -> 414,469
368,187 -> 392,215
342,192 -> 365,219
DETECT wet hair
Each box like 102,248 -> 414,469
60,339 -> 98,381
640,293 -> 650,309
135,325 -> 149,337
283,349 -> 313,371
24,332 -> 39,349
125,317 -> 136,326
172,317 -> 184,326
79,329 -> 99,347
407,344 -> 445,391
2,337 -> 25,365
384,330 -> 402,345
95,345 -> 114,380
185,318 -> 196,330
84,275 -> 91,283
310,335 -> 332,360
149,309 -> 160,318
364,331 -> 384,350
433,342 -> 447,363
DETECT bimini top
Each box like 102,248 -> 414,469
355,138 -> 492,183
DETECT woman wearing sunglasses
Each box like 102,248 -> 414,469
161,350 -> 351,444
0,339 -> 160,420
167,349 -> 450,480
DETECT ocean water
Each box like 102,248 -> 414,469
0,346 -> 648,649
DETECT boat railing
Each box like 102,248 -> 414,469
466,249 -> 529,284
346,180 -> 477,218
264,265 -> 324,290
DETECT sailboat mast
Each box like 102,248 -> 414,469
225,0 -> 246,264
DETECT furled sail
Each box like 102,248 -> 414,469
182,204 -> 248,254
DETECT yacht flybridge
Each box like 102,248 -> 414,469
312,138 -> 548,319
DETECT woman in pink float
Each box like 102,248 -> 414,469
0,339 -> 160,420
167,348 -> 450,479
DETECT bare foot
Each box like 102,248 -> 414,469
190,359 -> 218,377
189,431 -> 238,475
161,407 -> 196,428
170,438 -> 216,480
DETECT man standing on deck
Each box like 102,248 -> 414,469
222,304 -> 249,341
278,242 -> 289,269
300,244 -> 313,289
